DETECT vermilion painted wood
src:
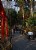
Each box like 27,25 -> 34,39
0,0 -> 8,40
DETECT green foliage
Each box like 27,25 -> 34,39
24,7 -> 30,12
22,20 -> 26,27
18,10 -> 23,17
16,0 -> 24,6
8,9 -> 17,26
5,8 -> 17,28
26,17 -> 36,26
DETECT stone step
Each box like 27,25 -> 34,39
0,29 -> 1,31
0,25 -> 1,26
0,23 -> 1,25
0,34 -> 1,38
0,20 -> 1,22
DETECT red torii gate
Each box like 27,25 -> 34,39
0,0 -> 8,41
